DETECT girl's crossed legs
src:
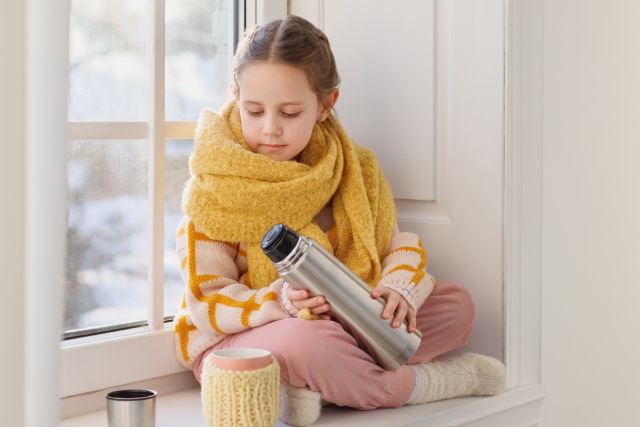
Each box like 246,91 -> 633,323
193,281 -> 475,411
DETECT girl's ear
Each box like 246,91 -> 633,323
325,88 -> 339,112
230,83 -> 239,100
330,88 -> 340,105
319,88 -> 340,120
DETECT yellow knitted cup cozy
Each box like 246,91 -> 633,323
201,355 -> 280,427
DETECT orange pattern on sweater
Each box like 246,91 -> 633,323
172,205 -> 435,369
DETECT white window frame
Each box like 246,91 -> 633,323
60,0 -> 248,399
57,0 -> 545,422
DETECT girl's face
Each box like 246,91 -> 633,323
234,62 -> 328,162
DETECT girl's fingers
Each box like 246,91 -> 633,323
382,295 -> 400,320
308,295 -> 325,308
286,286 -> 307,301
297,295 -> 328,313
405,306 -> 417,332
393,303 -> 408,328
292,295 -> 328,311
408,313 -> 417,333
371,286 -> 386,299
310,302 -> 330,314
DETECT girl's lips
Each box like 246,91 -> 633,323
264,144 -> 285,152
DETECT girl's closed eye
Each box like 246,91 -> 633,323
247,109 -> 301,119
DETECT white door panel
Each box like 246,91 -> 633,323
290,0 -> 505,361
323,0 -> 436,201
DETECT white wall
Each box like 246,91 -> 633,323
0,0 -> 68,425
540,1 -> 640,425
0,1 -> 27,426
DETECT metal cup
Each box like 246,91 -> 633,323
106,389 -> 157,427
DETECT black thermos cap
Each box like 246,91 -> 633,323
261,224 -> 300,263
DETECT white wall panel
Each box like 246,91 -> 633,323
401,0 -> 505,361
291,0 -> 505,361
257,0 -> 287,24
540,1 -> 640,425
25,0 -> 69,424
288,0 -> 321,28
322,0 -> 436,201
0,2 -> 27,425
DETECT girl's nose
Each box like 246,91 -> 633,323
262,113 -> 282,137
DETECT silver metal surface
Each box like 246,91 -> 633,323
274,235 -> 422,371
106,389 -> 156,427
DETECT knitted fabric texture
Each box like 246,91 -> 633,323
278,379 -> 322,427
406,352 -> 507,405
201,355 -> 280,427
182,98 -> 397,290
172,205 -> 436,368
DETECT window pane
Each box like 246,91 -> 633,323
69,0 -> 149,121
65,140 -> 149,332
164,139 -> 194,316
165,0 -> 231,120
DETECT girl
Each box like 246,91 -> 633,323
174,14 -> 506,426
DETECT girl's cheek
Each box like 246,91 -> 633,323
242,122 -> 261,144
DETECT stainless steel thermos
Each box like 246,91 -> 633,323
261,224 -> 422,371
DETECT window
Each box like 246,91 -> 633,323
64,0 -> 242,339
59,0 -> 270,402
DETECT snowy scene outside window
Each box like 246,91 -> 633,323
65,0 -> 232,334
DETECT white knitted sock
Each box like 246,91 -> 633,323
405,352 -> 507,406
278,379 -> 323,426
406,365 -> 422,405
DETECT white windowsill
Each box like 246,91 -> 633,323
60,383 -> 544,427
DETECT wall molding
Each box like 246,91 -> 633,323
503,0 -> 544,388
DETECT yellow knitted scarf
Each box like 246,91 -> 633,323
182,98 -> 396,290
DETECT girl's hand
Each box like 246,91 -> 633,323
286,285 -> 332,320
370,285 -> 417,333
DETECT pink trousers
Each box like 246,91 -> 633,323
193,281 -> 474,410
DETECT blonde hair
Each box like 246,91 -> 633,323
232,15 -> 341,126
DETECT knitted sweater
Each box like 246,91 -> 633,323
173,201 -> 436,370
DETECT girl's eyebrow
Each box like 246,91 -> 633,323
243,100 -> 304,106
